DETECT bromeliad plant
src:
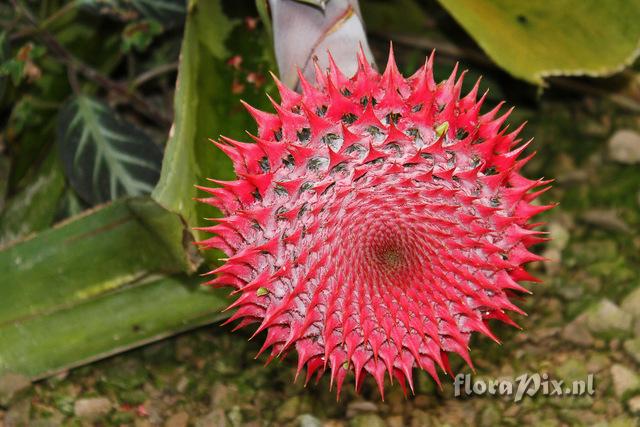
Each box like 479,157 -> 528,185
8,0 -> 640,385
196,46 -> 554,397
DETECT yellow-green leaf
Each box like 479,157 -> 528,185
436,0 -> 640,85
152,0 -> 274,252
152,0 -> 235,241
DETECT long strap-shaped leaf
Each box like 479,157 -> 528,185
0,274 -> 225,380
0,198 -> 224,380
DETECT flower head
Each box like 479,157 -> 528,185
197,47 -> 552,398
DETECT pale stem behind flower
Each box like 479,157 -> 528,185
268,0 -> 376,89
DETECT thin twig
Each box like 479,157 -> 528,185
67,65 -> 81,95
548,77 -> 640,113
11,0 -> 172,127
9,1 -> 78,41
131,62 -> 179,89
40,1 -> 78,28
385,32 -> 492,67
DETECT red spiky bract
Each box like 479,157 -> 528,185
197,47 -> 553,399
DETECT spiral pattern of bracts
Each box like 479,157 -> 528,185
196,46 -> 553,398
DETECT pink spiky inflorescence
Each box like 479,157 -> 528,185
196,47 -> 553,398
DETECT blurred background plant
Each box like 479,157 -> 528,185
1,0 -> 640,425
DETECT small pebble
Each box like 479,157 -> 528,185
608,129 -> 640,164
346,400 -> 378,418
74,397 -> 112,419
610,364 -> 640,398
0,373 -> 30,407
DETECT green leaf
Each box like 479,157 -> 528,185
0,274 -> 224,380
255,0 -> 278,72
0,197 -> 216,379
0,59 -> 24,86
57,95 -> 163,205
0,191 -> 215,379
191,0 -> 234,59
121,19 -> 163,53
152,0 -> 260,241
0,151 -> 66,246
0,197 -> 196,325
150,12 -> 224,236
436,0 -> 640,85
0,42 -> 46,87
255,0 -> 273,41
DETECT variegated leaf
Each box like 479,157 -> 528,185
57,96 -> 162,205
